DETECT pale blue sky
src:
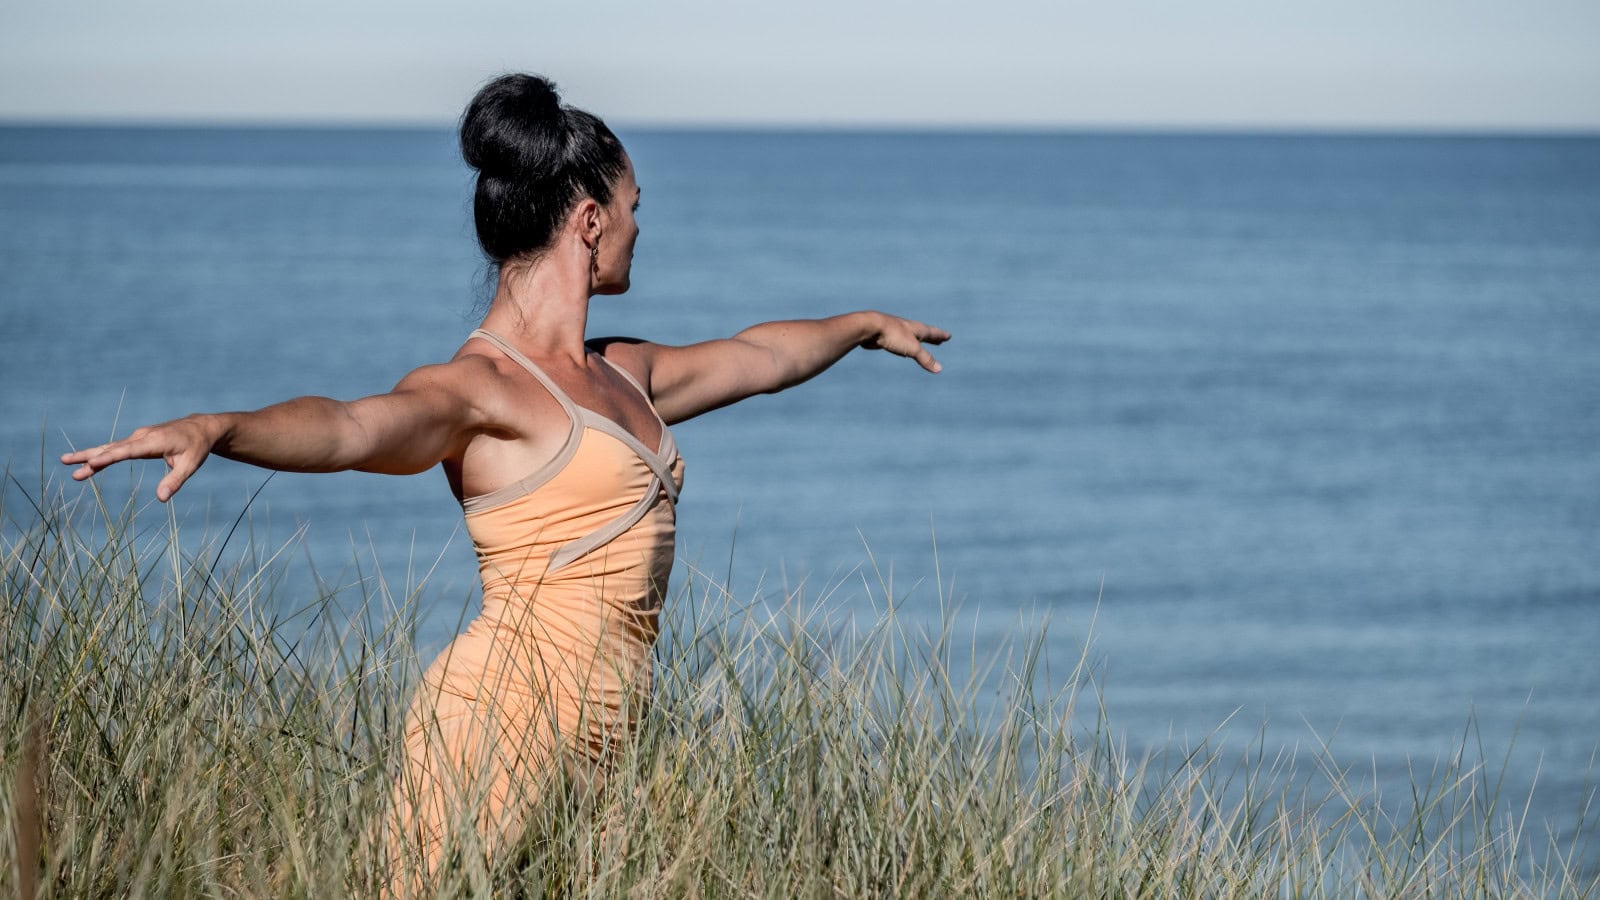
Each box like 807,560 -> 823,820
3,0 -> 1597,129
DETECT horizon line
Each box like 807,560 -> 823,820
3,115 -> 1598,140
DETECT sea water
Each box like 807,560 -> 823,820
2,125 -> 1596,860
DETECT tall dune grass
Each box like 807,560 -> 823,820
2,481 -> 1594,898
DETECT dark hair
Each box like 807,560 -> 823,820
460,73 -> 628,265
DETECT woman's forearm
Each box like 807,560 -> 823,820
642,310 -> 947,424
732,311 -> 886,392
207,395 -> 368,473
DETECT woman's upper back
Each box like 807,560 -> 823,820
442,331 -> 665,505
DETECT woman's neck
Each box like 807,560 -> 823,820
478,247 -> 593,364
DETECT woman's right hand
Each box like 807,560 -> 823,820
61,413 -> 226,502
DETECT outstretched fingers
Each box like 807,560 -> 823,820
910,321 -> 950,373
61,433 -> 157,480
907,343 -> 942,374
917,322 -> 952,345
872,316 -> 951,374
154,449 -> 204,502
60,420 -> 215,502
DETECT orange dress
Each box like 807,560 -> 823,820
389,329 -> 684,871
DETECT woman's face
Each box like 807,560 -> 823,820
592,153 -> 640,296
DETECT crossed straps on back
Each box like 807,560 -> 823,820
461,329 -> 681,572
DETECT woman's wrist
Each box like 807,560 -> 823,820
849,310 -> 887,346
196,412 -> 237,453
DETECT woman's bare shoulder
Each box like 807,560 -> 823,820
392,349 -> 502,395
434,338 -> 568,432
587,335 -> 657,381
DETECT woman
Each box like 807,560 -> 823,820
60,74 -> 948,876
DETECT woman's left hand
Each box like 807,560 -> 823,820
859,312 -> 951,374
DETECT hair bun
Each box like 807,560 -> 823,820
459,72 -> 628,264
460,73 -> 567,177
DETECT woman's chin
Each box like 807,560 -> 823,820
594,276 -> 631,296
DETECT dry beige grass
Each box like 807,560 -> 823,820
2,483 -> 1594,898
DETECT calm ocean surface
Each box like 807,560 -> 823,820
2,126 -> 1597,856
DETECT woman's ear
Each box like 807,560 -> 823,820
573,197 -> 603,247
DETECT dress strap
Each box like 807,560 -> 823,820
468,329 -> 581,419
459,329 -> 586,514
591,350 -> 658,409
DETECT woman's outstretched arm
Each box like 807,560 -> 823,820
60,357 -> 496,501
605,310 -> 949,425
